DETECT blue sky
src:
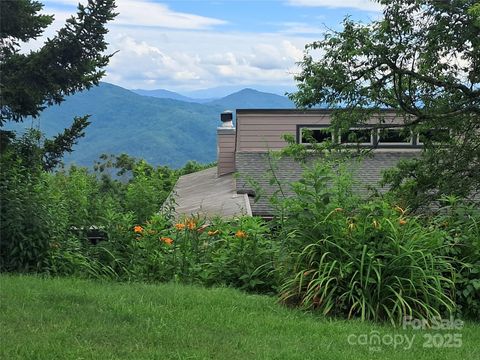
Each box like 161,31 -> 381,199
38,0 -> 382,94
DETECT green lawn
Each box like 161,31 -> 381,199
1,275 -> 478,360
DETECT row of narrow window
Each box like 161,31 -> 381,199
299,127 -> 449,147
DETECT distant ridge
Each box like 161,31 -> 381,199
131,89 -> 215,103
183,84 -> 295,98
131,88 -> 196,102
207,88 -> 293,109
10,82 -> 296,167
132,84 -> 296,100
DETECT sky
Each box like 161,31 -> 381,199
37,0 -> 383,95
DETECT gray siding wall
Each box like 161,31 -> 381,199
235,152 -> 419,216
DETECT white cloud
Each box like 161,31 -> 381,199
287,0 -> 382,12
202,52 -> 238,66
114,0 -> 227,29
34,1 -> 316,91
43,0 -> 82,4
103,31 -> 312,91
105,34 -> 211,89
249,43 -> 298,70
279,22 -> 326,34
283,40 -> 305,60
44,0 -> 227,29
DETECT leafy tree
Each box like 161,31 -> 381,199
0,0 -> 117,169
290,0 -> 480,207
0,0 -> 116,271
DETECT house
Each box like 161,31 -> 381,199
173,109 -> 428,218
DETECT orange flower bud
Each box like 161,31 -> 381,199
161,237 -> 173,245
235,230 -> 247,238
186,219 -> 196,230
347,220 -> 356,231
395,205 -> 406,215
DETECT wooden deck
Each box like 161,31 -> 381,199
172,167 -> 251,219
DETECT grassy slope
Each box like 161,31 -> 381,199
0,275 -> 478,360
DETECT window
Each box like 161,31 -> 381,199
378,128 -> 412,145
340,128 -> 373,145
417,129 -> 450,144
296,124 -> 439,149
299,127 -> 333,144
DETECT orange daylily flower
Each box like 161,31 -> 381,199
174,223 -> 186,230
134,225 -> 143,233
186,219 -> 196,230
207,230 -> 219,236
161,237 -> 174,245
235,230 -> 247,238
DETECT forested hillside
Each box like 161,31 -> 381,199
11,83 -> 294,167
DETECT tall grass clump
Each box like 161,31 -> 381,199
276,159 -> 457,325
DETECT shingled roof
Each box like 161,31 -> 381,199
172,167 -> 251,219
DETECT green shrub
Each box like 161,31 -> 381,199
127,215 -> 209,283
0,153 -> 67,272
432,196 -> 480,320
124,160 -> 176,223
205,216 -> 277,293
118,214 -> 277,292
51,167 -> 104,228
276,160 -> 456,325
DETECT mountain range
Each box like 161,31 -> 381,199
131,88 -> 217,104
10,83 -> 295,168
132,84 -> 296,100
